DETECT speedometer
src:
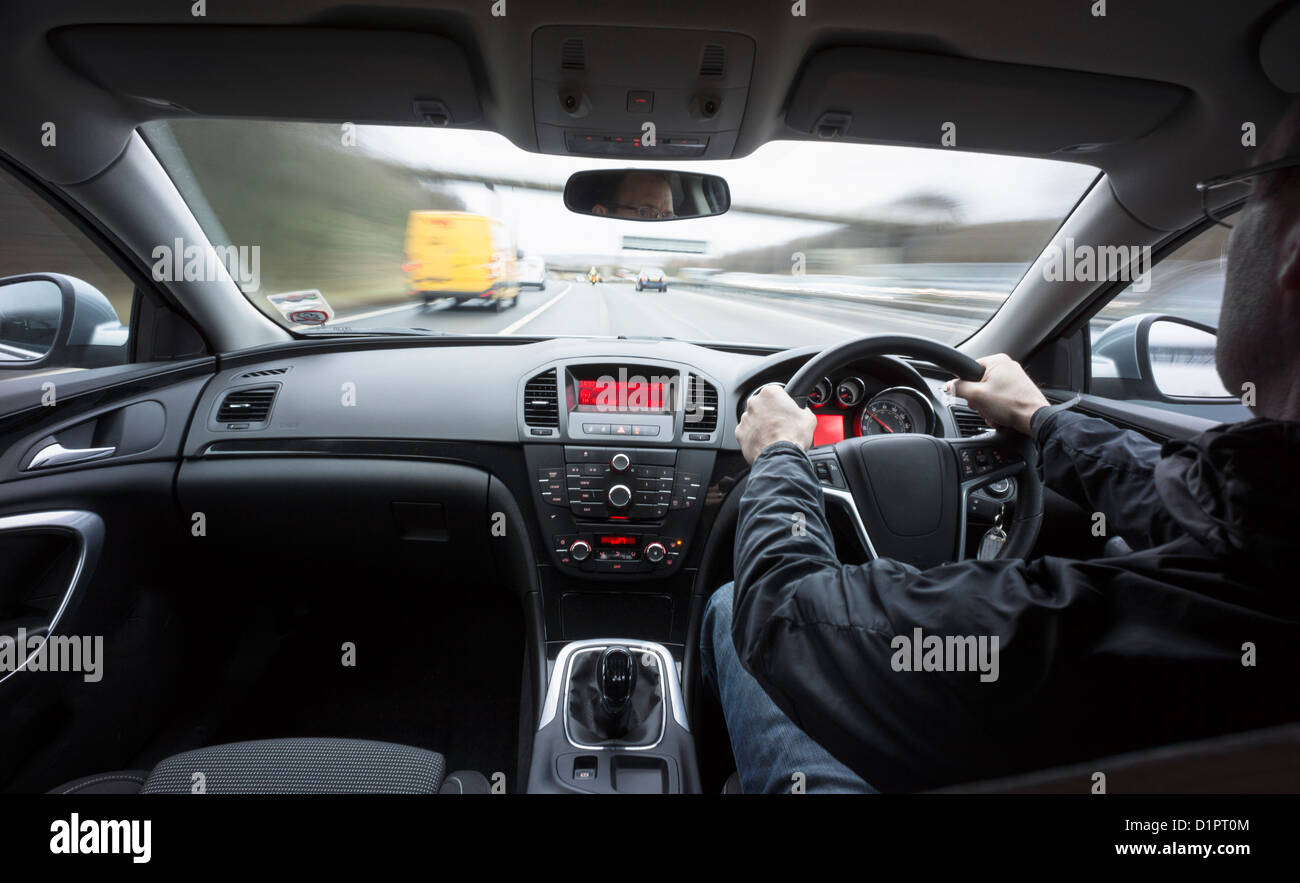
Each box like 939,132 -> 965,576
861,400 -> 913,435
859,387 -> 936,436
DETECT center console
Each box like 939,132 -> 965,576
526,638 -> 700,793
518,361 -> 723,791
519,360 -> 721,581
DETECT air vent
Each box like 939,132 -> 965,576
699,44 -> 726,78
951,404 -> 992,437
236,366 -> 291,380
561,38 -> 585,71
216,385 -> 277,425
686,375 -> 718,433
523,369 -> 560,428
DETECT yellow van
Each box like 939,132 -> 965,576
403,211 -> 519,311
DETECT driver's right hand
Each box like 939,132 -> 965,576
946,354 -> 1050,436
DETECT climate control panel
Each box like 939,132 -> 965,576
552,531 -> 686,575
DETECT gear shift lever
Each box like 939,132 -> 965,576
597,646 -> 637,717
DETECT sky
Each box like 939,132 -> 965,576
360,125 -> 1100,261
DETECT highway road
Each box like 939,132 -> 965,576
326,278 -> 985,348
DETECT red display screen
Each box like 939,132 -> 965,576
813,412 -> 846,446
575,379 -> 666,412
598,535 -> 639,546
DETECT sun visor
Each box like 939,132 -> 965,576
50,26 -> 482,127
785,47 -> 1187,155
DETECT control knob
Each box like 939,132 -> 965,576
607,484 -> 632,508
569,540 -> 591,561
610,453 -> 631,473
644,542 -> 666,564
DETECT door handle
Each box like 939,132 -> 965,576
26,442 -> 117,470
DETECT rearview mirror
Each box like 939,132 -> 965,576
1091,313 -> 1232,402
563,169 -> 730,221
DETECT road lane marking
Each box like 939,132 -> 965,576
499,282 -> 573,335
619,288 -> 715,340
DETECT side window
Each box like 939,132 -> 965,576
1088,218 -> 1251,420
0,165 -> 133,373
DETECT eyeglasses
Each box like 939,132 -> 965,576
611,203 -> 675,220
1195,153 -> 1300,229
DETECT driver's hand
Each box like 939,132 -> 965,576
946,354 -> 1050,436
736,384 -> 817,464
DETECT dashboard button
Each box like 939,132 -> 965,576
631,425 -> 660,437
688,433 -> 711,441
611,424 -> 632,436
583,423 -> 611,434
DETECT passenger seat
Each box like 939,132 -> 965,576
50,737 -> 490,794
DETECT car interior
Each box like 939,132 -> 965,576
1,0 -> 1298,795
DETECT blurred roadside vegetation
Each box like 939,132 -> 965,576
160,121 -> 464,317
0,168 -> 135,323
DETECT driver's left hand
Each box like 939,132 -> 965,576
736,384 -> 817,464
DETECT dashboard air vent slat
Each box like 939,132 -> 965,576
216,386 -> 278,424
561,38 -> 586,71
699,44 -> 726,78
686,375 -> 718,433
236,366 -> 290,380
951,404 -> 992,437
523,369 -> 560,428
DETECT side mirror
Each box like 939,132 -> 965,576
564,169 -> 730,221
0,273 -> 128,370
1091,313 -> 1232,402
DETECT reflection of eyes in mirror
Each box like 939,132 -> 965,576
564,169 -> 730,221
0,279 -> 62,362
1148,319 -> 1230,398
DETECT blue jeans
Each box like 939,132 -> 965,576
699,582 -> 875,794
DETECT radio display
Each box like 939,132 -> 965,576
569,368 -> 675,413
597,535 -> 639,546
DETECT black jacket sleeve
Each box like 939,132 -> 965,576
1033,408 -> 1166,549
728,417 -> 1171,791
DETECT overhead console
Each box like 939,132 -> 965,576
519,360 -> 722,579
531,25 -> 755,160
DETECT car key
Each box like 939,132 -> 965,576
977,506 -> 1008,560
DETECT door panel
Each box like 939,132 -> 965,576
0,358 -> 214,791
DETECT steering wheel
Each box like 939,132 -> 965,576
784,334 -> 1042,567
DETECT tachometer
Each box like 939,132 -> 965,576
859,387 -> 936,436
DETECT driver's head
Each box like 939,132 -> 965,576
592,171 -> 674,219
1217,98 -> 1300,418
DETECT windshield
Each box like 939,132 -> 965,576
142,120 -> 1097,347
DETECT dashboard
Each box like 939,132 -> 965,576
177,337 -> 980,583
